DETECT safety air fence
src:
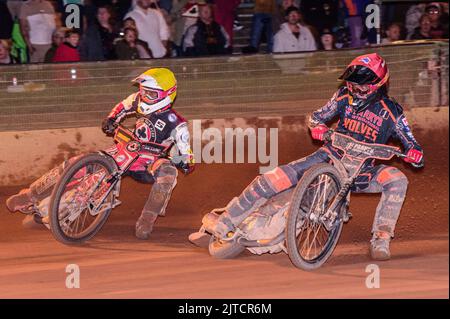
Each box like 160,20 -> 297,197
0,41 -> 448,132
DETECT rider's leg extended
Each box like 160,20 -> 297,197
354,165 -> 408,260
6,158 -> 77,213
135,160 -> 178,240
210,149 -> 330,237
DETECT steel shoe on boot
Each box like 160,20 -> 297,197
135,211 -> 158,240
370,232 -> 391,261
202,211 -> 235,239
6,189 -> 33,213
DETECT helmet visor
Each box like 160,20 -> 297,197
339,65 -> 380,85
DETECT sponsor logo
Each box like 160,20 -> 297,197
346,142 -> 375,156
126,141 -> 141,152
155,119 -> 166,131
360,56 -> 371,64
168,113 -> 177,123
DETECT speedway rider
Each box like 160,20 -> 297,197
6,68 -> 195,240
205,53 -> 424,260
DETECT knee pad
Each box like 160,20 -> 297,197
377,167 -> 408,192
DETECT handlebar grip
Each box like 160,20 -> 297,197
323,130 -> 334,142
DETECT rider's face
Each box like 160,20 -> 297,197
347,82 -> 371,99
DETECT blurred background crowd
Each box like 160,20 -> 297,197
0,0 -> 448,65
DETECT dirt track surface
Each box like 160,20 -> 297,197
0,119 -> 448,299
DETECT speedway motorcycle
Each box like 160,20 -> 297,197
26,126 -> 175,245
189,130 -> 421,270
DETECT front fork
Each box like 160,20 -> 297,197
320,178 -> 353,231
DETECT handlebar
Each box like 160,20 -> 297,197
323,129 -> 424,168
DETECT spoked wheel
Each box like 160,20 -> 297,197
48,153 -> 118,245
286,163 -> 345,270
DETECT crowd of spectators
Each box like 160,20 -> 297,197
0,0 -> 448,65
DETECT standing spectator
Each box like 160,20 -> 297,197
79,5 -> 118,61
19,0 -> 57,63
52,29 -> 81,62
243,0 -> 276,53
44,27 -> 67,62
212,0 -> 241,47
382,22 -> 403,44
0,1 -> 14,40
115,27 -> 152,59
409,14 -> 432,40
0,39 -> 14,64
425,3 -> 449,39
125,0 -> 170,58
319,28 -> 336,50
341,0 -> 371,48
273,6 -> 316,53
183,3 -> 229,56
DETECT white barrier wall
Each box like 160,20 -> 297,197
0,107 -> 447,186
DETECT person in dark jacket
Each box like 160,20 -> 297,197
115,27 -> 152,60
79,4 -> 118,61
182,3 -> 229,56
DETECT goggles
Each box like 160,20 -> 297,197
140,85 -> 177,104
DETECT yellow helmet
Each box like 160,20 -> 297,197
132,68 -> 177,115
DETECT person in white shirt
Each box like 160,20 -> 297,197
273,6 -> 317,53
125,0 -> 170,58
19,0 -> 56,63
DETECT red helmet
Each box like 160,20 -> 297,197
339,53 -> 390,112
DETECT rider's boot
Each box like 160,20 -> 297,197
6,189 -> 33,213
135,211 -> 159,240
204,173 -> 285,238
370,231 -> 391,261
135,162 -> 178,240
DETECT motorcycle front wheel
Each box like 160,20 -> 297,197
286,163 -> 345,270
48,153 -> 118,245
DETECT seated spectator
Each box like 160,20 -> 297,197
410,14 -> 432,40
273,6 -> 317,53
115,27 -> 152,60
183,4 -> 230,56
382,22 -> 403,44
171,0 -> 202,56
405,3 -> 426,39
80,5 -> 119,61
0,39 -> 14,64
319,28 -> 336,50
52,29 -> 81,62
44,27 -> 67,62
425,3 -> 449,39
242,0 -> 276,53
273,0 -> 301,33
125,0 -> 170,58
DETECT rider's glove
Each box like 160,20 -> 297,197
102,117 -> 117,135
173,153 -> 195,175
310,124 -> 329,141
404,148 -> 424,165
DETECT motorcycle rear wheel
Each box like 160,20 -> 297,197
48,153 -> 118,245
286,163 -> 345,270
